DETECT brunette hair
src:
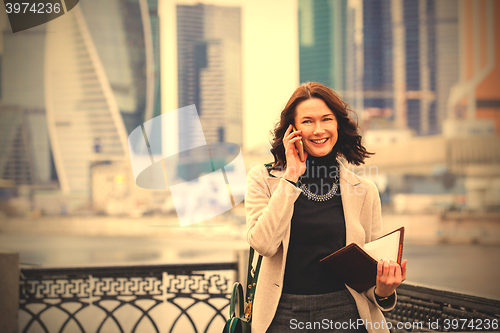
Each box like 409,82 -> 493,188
269,82 -> 373,169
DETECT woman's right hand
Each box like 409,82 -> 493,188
283,124 -> 308,183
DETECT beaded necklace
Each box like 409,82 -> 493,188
298,159 -> 340,202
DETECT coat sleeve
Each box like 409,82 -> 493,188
245,165 -> 301,257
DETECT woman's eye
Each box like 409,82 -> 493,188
302,120 -> 311,124
323,118 -> 333,121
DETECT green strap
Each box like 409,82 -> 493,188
244,247 -> 262,322
229,282 -> 244,318
230,318 -> 238,333
227,247 -> 262,325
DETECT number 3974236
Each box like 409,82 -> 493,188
5,2 -> 61,14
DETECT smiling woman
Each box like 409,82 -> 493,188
294,98 -> 339,158
245,82 -> 407,333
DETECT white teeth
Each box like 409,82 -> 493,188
312,138 -> 327,144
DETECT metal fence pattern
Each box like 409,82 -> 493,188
19,263 -> 237,333
20,263 -> 500,333
386,284 -> 500,332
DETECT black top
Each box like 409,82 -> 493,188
282,151 -> 347,295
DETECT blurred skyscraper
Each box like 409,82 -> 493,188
0,22 -> 51,188
299,0 -> 349,99
445,0 -> 500,135
0,0 -> 160,196
298,0 -> 461,136
176,4 -> 242,150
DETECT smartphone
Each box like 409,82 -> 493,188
291,126 -> 305,162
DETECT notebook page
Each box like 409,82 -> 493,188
364,231 -> 401,262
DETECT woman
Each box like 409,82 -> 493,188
245,82 -> 407,333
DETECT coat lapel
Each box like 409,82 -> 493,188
339,162 -> 367,246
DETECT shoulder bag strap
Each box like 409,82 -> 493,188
244,247 -> 262,321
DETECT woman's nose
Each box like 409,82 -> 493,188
313,123 -> 325,135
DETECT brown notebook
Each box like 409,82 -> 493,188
320,227 -> 405,293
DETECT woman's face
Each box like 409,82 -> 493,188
294,98 -> 338,157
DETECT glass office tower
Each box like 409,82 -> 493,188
177,4 -> 243,149
0,0 -> 161,194
298,0 -> 459,136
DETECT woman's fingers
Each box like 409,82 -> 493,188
376,259 -> 408,298
376,260 -> 384,285
376,260 -> 392,297
383,260 -> 390,279
378,261 -> 399,284
401,259 -> 407,282
394,261 -> 402,283
288,135 -> 302,145
285,137 -> 298,156
284,128 -> 304,160
283,125 -> 307,182
284,125 -> 301,147
377,259 -> 383,274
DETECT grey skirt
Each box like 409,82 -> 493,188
266,289 -> 368,333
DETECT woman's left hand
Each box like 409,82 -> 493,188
374,259 -> 407,297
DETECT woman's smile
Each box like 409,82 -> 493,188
310,137 -> 329,145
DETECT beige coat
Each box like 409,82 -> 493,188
245,162 -> 396,333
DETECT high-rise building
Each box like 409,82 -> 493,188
445,0 -> 500,134
298,0 -> 460,136
0,0 -> 161,194
80,0 -> 162,134
0,22 -> 53,187
176,4 -> 242,150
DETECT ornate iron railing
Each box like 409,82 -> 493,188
19,263 -> 237,333
20,263 -> 500,333
386,284 -> 500,332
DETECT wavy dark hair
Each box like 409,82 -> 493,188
269,82 -> 373,170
